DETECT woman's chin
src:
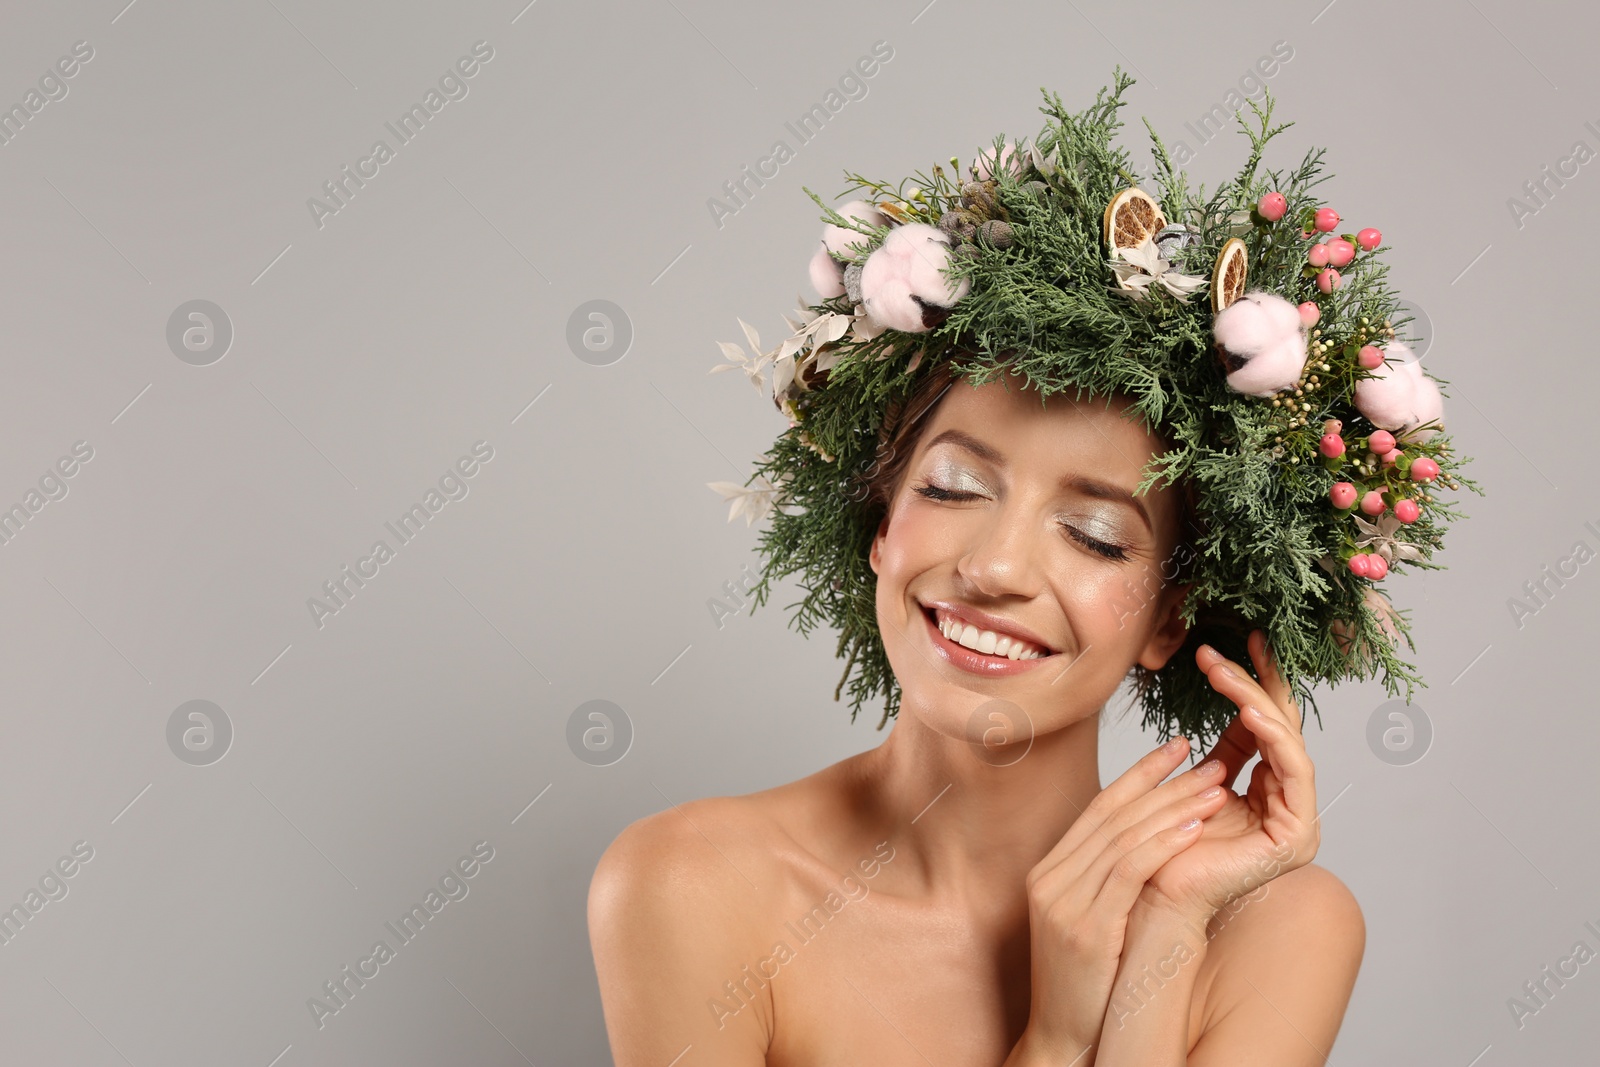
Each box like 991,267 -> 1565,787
897,671 -> 1101,747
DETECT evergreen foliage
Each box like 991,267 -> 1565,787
721,69 -> 1480,747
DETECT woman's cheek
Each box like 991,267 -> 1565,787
1065,559 -> 1160,639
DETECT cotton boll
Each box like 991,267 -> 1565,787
1354,342 -> 1446,440
820,200 -> 888,260
859,223 -> 970,333
809,244 -> 846,298
1405,372 -> 1444,442
1212,290 -> 1308,397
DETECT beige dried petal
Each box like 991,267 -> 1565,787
822,313 -> 852,344
772,354 -> 797,397
707,477 -> 780,527
737,317 -> 762,355
850,310 -> 888,342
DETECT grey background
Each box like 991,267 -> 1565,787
0,0 -> 1594,1063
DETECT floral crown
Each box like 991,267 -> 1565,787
707,69 -> 1480,745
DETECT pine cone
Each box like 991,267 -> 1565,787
938,209 -> 979,241
960,180 -> 999,219
977,220 -> 1014,249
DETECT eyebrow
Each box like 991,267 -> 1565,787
922,428 -> 1152,532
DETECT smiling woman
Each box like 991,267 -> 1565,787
588,70 -> 1474,1066
590,355 -> 1365,1066
859,358 -> 1208,695
864,364 -> 1194,722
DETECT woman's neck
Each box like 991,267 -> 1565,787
857,703 -> 1105,909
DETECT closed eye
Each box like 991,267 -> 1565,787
910,483 -> 1131,562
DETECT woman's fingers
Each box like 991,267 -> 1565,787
1196,639 -> 1295,735
1237,702 -> 1316,827
1197,713 -> 1258,791
1069,787 -> 1231,917
1031,749 -> 1230,893
1032,736 -> 1193,875
1247,630 -> 1301,734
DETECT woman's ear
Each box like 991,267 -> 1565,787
869,514 -> 890,575
1137,582 -> 1192,671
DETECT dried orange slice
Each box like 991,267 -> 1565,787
1102,188 -> 1166,254
1210,237 -> 1248,312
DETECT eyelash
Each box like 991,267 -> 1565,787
911,484 -> 1131,562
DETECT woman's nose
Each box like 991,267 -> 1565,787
955,509 -> 1045,599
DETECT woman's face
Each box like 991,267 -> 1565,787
869,369 -> 1191,742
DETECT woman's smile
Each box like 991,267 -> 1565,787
919,600 -> 1061,676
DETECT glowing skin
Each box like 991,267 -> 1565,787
590,370 -> 1363,1067
869,371 -> 1190,737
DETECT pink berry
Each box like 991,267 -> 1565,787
1330,482 -> 1358,509
1297,302 -> 1320,328
1410,456 -> 1441,482
1314,207 -> 1341,232
1326,238 -> 1355,268
1308,243 -> 1330,268
1381,448 -> 1402,467
1258,191 -> 1288,221
1316,268 -> 1342,293
1367,555 -> 1389,580
1367,430 -> 1396,454
1348,554 -> 1372,577
1358,345 -> 1384,370
1357,227 -> 1382,251
1360,490 -> 1386,515
1319,433 -> 1346,458
1395,499 -> 1421,523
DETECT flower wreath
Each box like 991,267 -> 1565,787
707,69 -> 1481,745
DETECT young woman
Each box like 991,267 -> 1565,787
590,72 -> 1463,1066
588,363 -> 1363,1065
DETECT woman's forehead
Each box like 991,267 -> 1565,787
923,373 -> 1165,466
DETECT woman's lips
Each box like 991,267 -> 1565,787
921,606 -> 1056,676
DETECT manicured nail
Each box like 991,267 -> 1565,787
1247,705 -> 1267,720
1198,758 -> 1223,775
1165,735 -> 1188,753
1199,786 -> 1223,799
1176,817 -> 1201,831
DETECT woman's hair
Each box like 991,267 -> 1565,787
854,354 -> 1221,716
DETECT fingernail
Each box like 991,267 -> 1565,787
1165,736 -> 1188,753
1199,644 -> 1219,661
1198,758 -> 1223,775
1199,786 -> 1223,799
1176,817 -> 1201,831
1247,705 -> 1267,720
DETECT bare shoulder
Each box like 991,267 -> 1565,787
1190,863 -> 1365,1066
589,794 -> 782,1064
590,793 -> 782,912
1215,861 -> 1364,939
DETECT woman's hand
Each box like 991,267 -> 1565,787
1011,735 -> 1233,1064
1137,630 -> 1321,926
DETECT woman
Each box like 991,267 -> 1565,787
591,71 -> 1463,1065
589,364 -> 1360,1065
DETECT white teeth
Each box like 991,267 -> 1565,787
936,613 -> 1047,659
